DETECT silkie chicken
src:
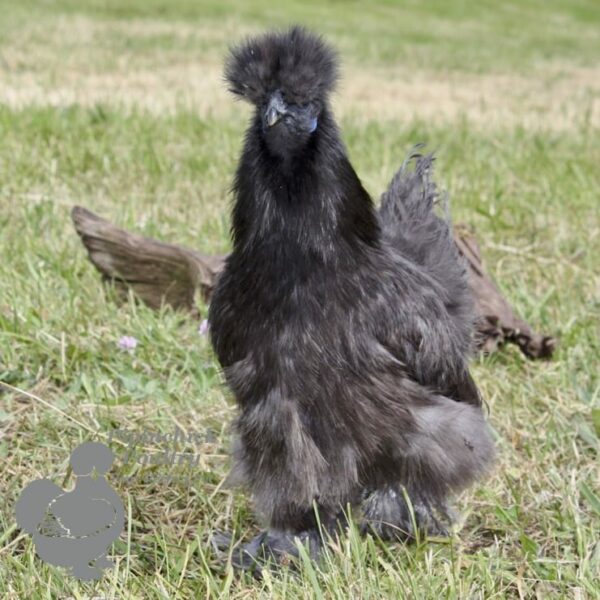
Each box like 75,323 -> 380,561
208,26 -> 495,567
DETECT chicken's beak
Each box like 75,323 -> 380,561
266,106 -> 281,127
264,92 -> 286,128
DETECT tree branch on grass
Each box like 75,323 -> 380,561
71,206 -> 555,359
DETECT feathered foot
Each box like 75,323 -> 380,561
213,528 -> 322,576
361,486 -> 451,541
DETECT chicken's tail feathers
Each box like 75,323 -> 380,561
379,147 -> 440,228
379,148 -> 474,330
378,147 -> 457,268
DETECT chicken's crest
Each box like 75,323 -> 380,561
225,26 -> 338,106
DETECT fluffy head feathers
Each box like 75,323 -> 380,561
225,26 -> 339,106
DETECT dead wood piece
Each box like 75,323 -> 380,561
71,206 -> 555,359
454,227 -> 556,359
71,206 -> 225,314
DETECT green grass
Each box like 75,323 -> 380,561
0,1 -> 599,598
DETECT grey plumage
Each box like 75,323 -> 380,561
208,26 -> 495,565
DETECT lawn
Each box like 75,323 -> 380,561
0,0 -> 599,598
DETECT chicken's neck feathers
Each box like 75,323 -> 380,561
231,108 -> 380,262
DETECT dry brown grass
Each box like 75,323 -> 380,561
1,15 -> 598,129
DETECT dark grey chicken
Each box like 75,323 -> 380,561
208,26 -> 495,566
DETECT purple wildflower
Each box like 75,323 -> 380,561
199,319 -> 209,336
118,335 -> 138,351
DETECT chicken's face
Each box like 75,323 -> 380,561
260,89 -> 320,158
225,26 -> 338,157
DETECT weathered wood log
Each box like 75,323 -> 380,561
71,206 -> 225,316
71,206 -> 555,359
454,227 -> 556,359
